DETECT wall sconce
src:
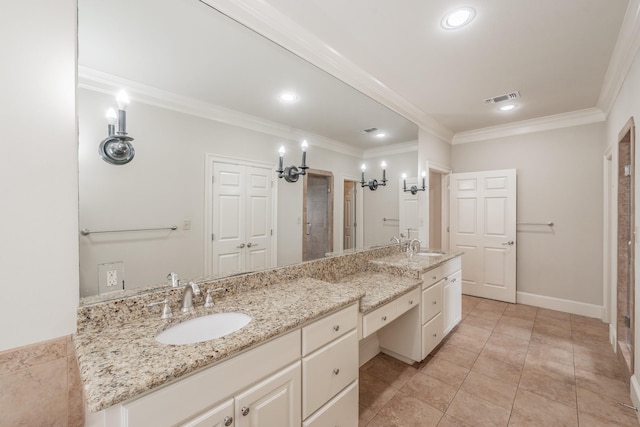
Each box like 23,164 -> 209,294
99,90 -> 135,165
402,171 -> 427,195
277,140 -> 308,183
361,161 -> 388,190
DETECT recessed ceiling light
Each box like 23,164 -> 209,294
279,92 -> 299,103
375,132 -> 386,138
499,104 -> 517,111
441,7 -> 476,30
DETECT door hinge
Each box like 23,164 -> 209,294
270,229 -> 273,236
625,165 -> 632,177
625,315 -> 631,328
211,233 -> 215,241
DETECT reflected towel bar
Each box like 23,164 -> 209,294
516,221 -> 554,226
80,225 -> 178,236
383,218 -> 399,222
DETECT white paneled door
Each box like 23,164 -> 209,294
210,161 -> 272,277
449,170 -> 517,303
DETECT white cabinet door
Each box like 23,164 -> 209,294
235,362 -> 301,427
443,270 -> 462,336
181,398 -> 234,427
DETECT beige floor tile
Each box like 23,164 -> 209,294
400,372 -> 457,412
578,411 -> 639,427
443,328 -> 489,353
573,337 -> 617,356
533,316 -> 573,339
455,322 -> 494,340
502,303 -> 537,320
359,372 -> 400,413
367,391 -> 443,427
572,328 -> 612,347
421,357 -> 470,388
472,354 -> 522,385
469,307 -> 504,322
437,414 -> 475,427
480,332 -> 529,367
445,389 -> 510,427
460,371 -> 517,410
524,351 -> 576,385
530,330 -> 574,352
432,342 -> 479,369
361,352 -> 418,389
510,389 -> 578,427
536,307 -> 571,321
518,367 -> 577,408
575,367 -> 632,404
460,312 -> 499,331
476,299 -> 509,312
573,347 -> 625,381
526,340 -> 574,367
493,321 -> 533,341
577,387 -> 638,426
359,404 -> 376,426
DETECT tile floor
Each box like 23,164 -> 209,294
359,295 -> 640,426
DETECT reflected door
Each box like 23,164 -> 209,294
303,171 -> 333,261
343,180 -> 356,250
449,169 -> 517,303
211,161 -> 272,276
399,177 -> 419,240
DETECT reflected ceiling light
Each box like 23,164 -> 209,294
499,104 -> 517,111
279,92 -> 299,103
375,132 -> 386,138
441,7 -> 476,30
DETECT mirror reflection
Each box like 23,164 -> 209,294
78,0 -> 419,300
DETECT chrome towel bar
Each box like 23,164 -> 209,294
80,225 -> 178,236
516,221 -> 554,226
383,218 -> 399,222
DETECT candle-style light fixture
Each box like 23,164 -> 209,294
276,140 -> 309,183
99,90 -> 136,165
361,161 -> 388,190
402,171 -> 427,195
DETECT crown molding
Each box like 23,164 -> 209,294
598,0 -> 640,116
200,0 -> 454,143
363,140 -> 418,159
78,66 -> 364,158
452,108 -> 606,145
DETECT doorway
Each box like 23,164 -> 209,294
303,170 -> 334,261
343,180 -> 357,250
617,117 -> 635,380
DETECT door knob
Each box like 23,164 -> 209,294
247,242 -> 258,248
236,243 -> 245,248
501,241 -> 514,246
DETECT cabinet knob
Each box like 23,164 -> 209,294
432,301 -> 437,305
451,278 -> 456,283
224,416 -> 233,426
241,406 -> 250,416
432,276 -> 437,280
382,316 -> 387,321
333,325 -> 340,331
433,333 -> 437,337
409,300 -> 414,305
333,368 -> 340,375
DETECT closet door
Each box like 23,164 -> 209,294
245,166 -> 272,272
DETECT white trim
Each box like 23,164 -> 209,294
516,291 -> 604,319
199,0 -> 454,143
604,148 -> 614,324
339,175 -> 364,252
610,322 -> 618,352
598,0 -> 640,116
204,154 -> 277,277
358,332 -> 380,367
452,108 -> 606,144
631,374 -> 640,423
78,66 -> 365,158
427,161 -> 452,175
362,140 -> 418,159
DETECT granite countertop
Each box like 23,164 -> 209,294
368,249 -> 464,277
338,272 -> 422,314
74,278 -> 364,413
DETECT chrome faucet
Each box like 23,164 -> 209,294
181,281 -> 201,313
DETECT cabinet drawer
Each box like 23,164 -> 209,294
302,303 -> 357,356
421,257 -> 462,289
396,288 -> 420,318
362,302 -> 397,338
180,398 -> 234,427
421,282 -> 442,323
302,330 -> 358,419
302,380 -> 358,427
422,312 -> 443,358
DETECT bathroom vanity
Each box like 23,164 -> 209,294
77,245 -> 462,426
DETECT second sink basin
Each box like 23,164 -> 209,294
156,312 -> 252,345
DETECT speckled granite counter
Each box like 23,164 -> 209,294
368,250 -> 464,278
74,278 -> 364,413
338,272 -> 422,313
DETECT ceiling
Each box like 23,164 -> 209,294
260,0 -> 629,135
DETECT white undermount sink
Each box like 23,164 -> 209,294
156,312 -> 252,345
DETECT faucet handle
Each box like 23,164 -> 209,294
204,288 -> 225,308
148,299 -> 173,319
167,272 -> 180,287
189,281 -> 201,296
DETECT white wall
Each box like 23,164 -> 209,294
0,0 -> 78,351
604,35 -> 640,397
452,122 -> 605,306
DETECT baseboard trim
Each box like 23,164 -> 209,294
516,292 -> 603,318
630,375 -> 640,424
610,323 -> 618,352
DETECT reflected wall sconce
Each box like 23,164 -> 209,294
361,161 -> 388,190
402,171 -> 427,195
277,140 -> 308,183
99,90 -> 135,165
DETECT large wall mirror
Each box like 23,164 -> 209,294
78,0 -> 419,301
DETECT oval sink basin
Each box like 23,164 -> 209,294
156,312 -> 252,345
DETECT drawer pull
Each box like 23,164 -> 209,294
333,368 -> 340,375
432,301 -> 437,305
333,325 -> 340,331
432,276 -> 437,280
224,416 -> 233,426
241,406 -> 250,416
451,278 -> 456,283
382,316 -> 387,321
409,300 -> 414,305
433,333 -> 437,338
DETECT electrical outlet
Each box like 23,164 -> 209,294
106,270 -> 118,287
183,219 -> 191,230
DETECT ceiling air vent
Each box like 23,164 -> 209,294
362,127 -> 379,133
483,91 -> 520,105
